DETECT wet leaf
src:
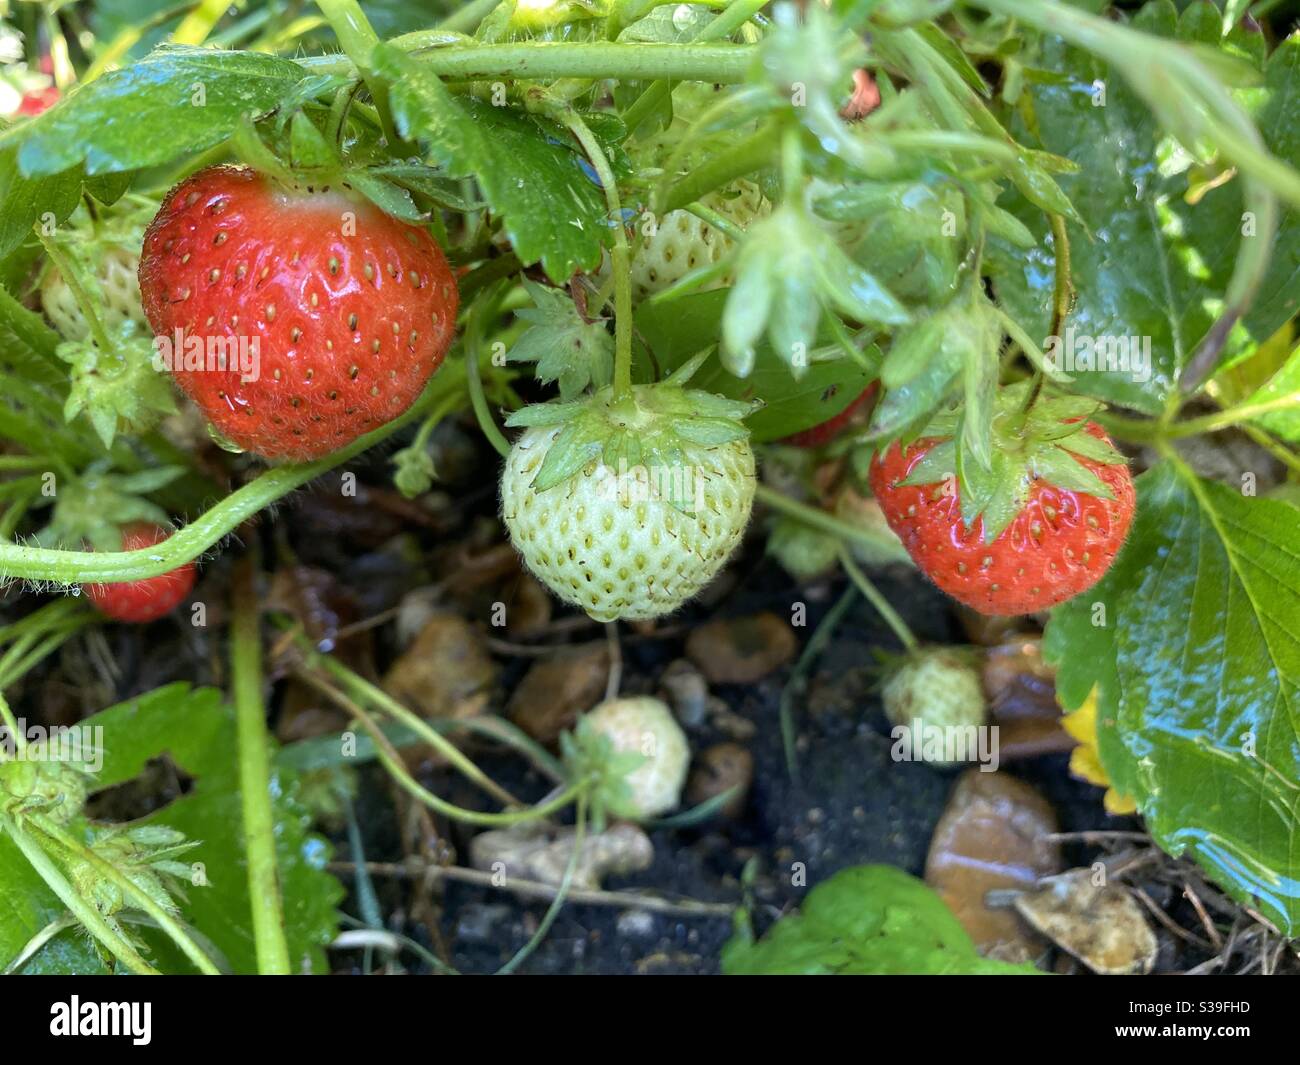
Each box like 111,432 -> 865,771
987,4 -> 1300,413
1046,463 -> 1300,935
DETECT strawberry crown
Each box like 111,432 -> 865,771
888,382 -> 1127,543
505,357 -> 758,512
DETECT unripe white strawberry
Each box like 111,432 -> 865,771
631,181 -> 770,300
501,384 -> 757,622
882,648 -> 986,767
41,242 -> 149,342
582,696 -> 690,819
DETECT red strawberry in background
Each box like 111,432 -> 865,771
138,166 -> 458,462
783,382 -> 878,448
869,409 -> 1135,616
15,85 -> 59,116
85,523 -> 197,623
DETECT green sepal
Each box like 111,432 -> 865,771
891,386 -> 1128,542
57,324 -> 178,450
33,461 -> 181,552
508,381 -> 757,514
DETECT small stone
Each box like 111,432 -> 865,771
686,743 -> 754,819
1013,869 -> 1158,975
507,642 -> 609,743
686,612 -> 797,684
925,769 -> 1062,962
983,637 -> 1074,761
455,902 -> 512,945
956,606 -> 1025,647
708,699 -> 757,741
616,910 -> 658,940
382,612 -> 496,721
470,821 -> 653,890
658,659 -> 710,728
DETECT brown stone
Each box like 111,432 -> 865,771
685,612 -> 797,684
686,743 -> 754,818
507,642 -> 610,743
382,612 -> 497,721
982,637 -> 1075,762
925,768 -> 1062,962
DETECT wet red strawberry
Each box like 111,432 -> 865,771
869,422 -> 1135,615
138,166 -> 458,462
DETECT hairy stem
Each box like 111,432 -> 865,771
231,555 -> 292,975
304,41 -> 756,84
840,549 -> 919,654
754,483 -> 912,566
620,0 -> 768,135
552,104 -> 633,398
0,381 -> 443,585
0,811 -> 158,975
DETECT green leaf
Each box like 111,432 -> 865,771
722,864 -> 1040,975
1,47 -> 305,178
344,171 -> 426,223
1045,463 -> 1300,935
376,44 -> 624,282
0,152 -> 83,261
508,280 -> 614,400
987,6 -> 1300,414
0,684 -> 342,973
288,111 -> 339,171
1241,342 -> 1300,443
637,289 -> 877,443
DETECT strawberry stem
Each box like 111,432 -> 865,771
293,635 -> 524,808
754,483 -> 912,566
231,552 -> 293,975
466,288 -> 513,460
552,104 -> 634,399
301,665 -> 583,826
0,810 -> 160,976
619,0 -> 768,135
33,229 -> 113,355
495,795 -> 586,975
840,549 -> 920,654
314,0 -> 401,146
309,40 -> 757,85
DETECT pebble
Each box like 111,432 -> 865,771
925,769 -> 1062,962
685,612 -> 797,684
507,642 -> 610,743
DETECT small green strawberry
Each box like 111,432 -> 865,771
501,380 -> 757,622
566,696 -> 691,821
631,181 -> 770,300
39,203 -> 153,342
881,648 -> 986,767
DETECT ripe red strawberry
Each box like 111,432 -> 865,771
85,524 -> 197,623
782,383 -> 878,448
138,166 -> 458,462
869,421 -> 1134,615
15,86 -> 59,116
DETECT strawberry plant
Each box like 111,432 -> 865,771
0,0 -> 1297,978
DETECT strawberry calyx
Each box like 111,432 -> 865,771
504,376 -> 759,513
892,382 -> 1127,543
34,462 -> 184,553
